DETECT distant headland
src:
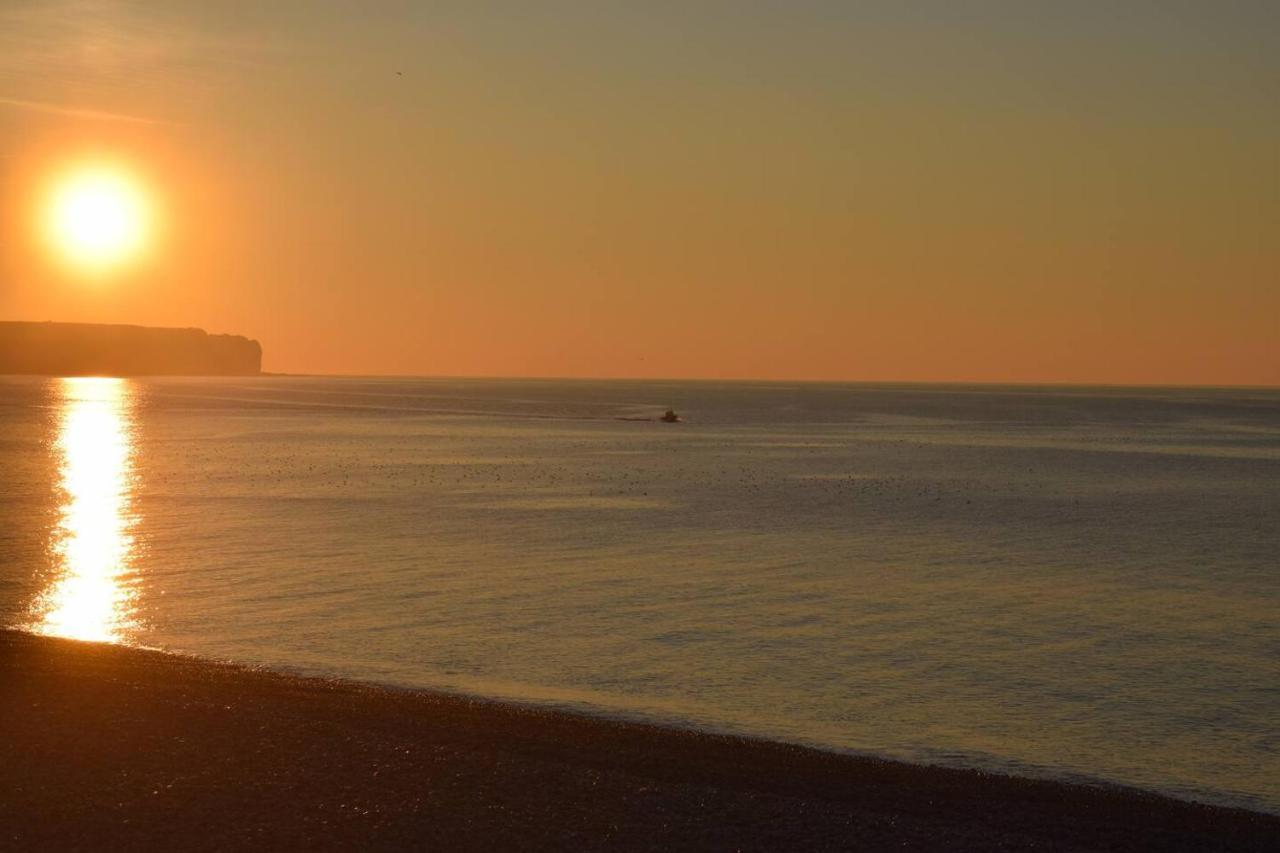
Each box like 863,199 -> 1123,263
0,321 -> 262,376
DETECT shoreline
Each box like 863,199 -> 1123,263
3,630 -> 1276,851
193,651 -> 1275,820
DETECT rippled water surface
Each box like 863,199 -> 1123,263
2,376 -> 1277,812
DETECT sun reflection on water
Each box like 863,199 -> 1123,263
29,377 -> 141,642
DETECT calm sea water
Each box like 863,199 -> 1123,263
2,376 -> 1277,812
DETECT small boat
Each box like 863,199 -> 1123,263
660,409 -> 681,423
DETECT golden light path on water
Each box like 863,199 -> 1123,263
29,377 -> 141,642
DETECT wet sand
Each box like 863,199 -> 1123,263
1,630 -> 1274,852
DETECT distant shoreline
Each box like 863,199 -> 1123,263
0,321 -> 261,377
2,630 -> 1274,852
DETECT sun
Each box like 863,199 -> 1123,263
45,165 -> 151,271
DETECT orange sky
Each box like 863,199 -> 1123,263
1,2 -> 1276,384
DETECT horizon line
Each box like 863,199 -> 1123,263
258,371 -> 1280,392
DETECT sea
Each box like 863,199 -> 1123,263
1,375 -> 1277,813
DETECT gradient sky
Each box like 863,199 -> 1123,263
1,1 -> 1276,383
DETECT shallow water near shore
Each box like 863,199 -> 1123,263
2,375 -> 1278,813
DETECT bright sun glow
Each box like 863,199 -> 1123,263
45,165 -> 151,270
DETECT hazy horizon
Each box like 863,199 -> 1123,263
2,2 -> 1277,384
6,319 -> 1280,390
263,369 -> 1280,391
3,315 -> 1280,390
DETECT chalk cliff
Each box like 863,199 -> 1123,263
0,321 -> 262,376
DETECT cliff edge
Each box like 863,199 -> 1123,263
0,321 -> 262,376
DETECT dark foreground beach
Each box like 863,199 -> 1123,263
1,631 -> 1274,852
